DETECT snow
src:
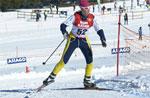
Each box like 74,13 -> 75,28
0,1 -> 150,98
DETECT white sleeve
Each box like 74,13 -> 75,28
93,18 -> 101,32
63,15 -> 75,26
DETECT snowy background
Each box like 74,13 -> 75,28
0,0 -> 150,98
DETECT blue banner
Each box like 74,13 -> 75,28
111,47 -> 130,54
7,57 -> 27,64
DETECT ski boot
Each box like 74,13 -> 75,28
43,73 -> 56,86
83,76 -> 96,88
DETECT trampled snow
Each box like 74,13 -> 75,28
0,1 -> 150,98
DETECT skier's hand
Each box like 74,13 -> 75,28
101,40 -> 107,47
63,32 -> 68,39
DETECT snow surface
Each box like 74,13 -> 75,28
0,1 -> 150,98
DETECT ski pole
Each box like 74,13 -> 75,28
42,39 -> 65,65
91,43 -> 102,46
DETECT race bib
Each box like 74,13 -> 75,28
77,29 -> 87,35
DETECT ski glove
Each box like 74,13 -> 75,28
97,29 -> 107,47
101,40 -> 107,47
63,32 -> 69,39
60,23 -> 69,39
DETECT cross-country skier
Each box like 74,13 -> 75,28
43,0 -> 107,88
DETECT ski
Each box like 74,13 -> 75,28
36,81 -> 54,92
36,84 -> 47,92
53,86 -> 114,91
84,86 -> 113,91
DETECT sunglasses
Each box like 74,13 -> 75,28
81,6 -> 90,10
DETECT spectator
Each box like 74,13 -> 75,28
73,1 -> 76,11
124,13 -> 128,25
56,5 -> 59,14
138,27 -> 142,40
36,10 -> 41,22
44,10 -> 47,21
119,5 -> 123,13
101,5 -> 106,15
92,4 -> 95,12
114,1 -> 117,11
137,0 -> 139,6
49,4 -> 53,13
123,1 -> 126,9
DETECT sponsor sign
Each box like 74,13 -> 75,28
7,57 -> 27,64
111,47 -> 130,54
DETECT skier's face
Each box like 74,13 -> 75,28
80,6 -> 90,16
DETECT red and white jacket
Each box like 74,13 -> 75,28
62,11 -> 101,38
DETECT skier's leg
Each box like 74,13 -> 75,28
43,38 -> 77,85
85,63 -> 93,77
79,38 -> 93,77
52,38 -> 77,74
79,38 -> 96,88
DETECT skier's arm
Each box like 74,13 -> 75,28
93,19 -> 107,47
60,15 -> 75,35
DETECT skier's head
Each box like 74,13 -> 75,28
79,0 -> 90,16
